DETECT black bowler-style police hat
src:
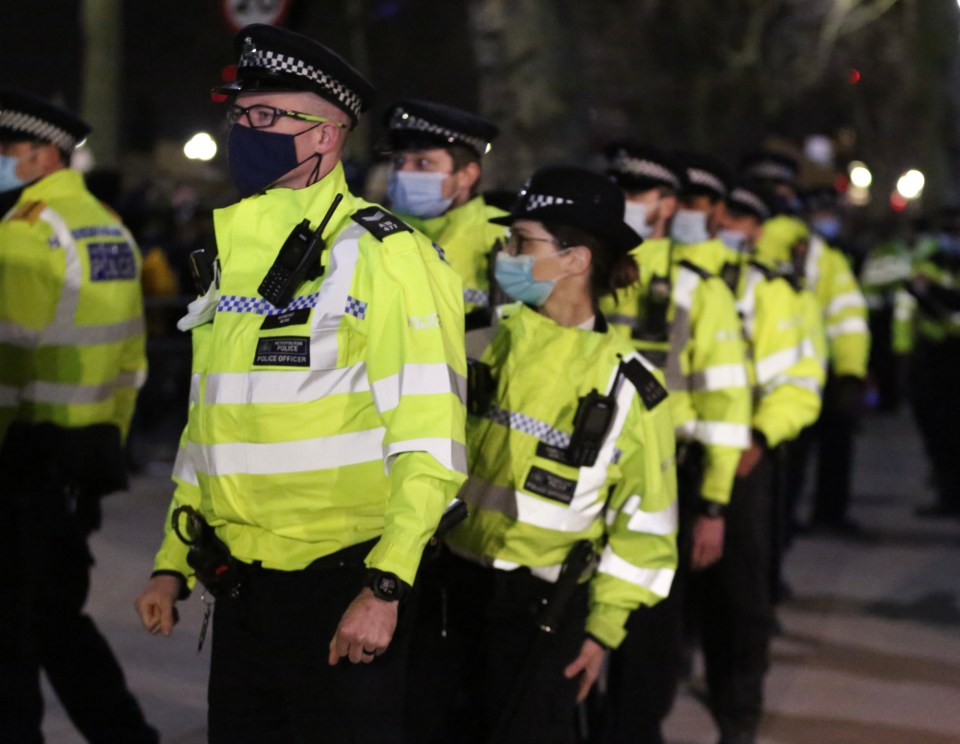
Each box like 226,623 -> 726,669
214,24 -> 375,124
726,180 -> 773,221
490,164 -> 642,255
740,151 -> 799,187
605,141 -> 685,193
675,151 -> 732,201
0,90 -> 90,152
383,99 -> 498,159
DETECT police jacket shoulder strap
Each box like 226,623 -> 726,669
748,259 -> 775,281
351,206 -> 414,242
677,258 -> 711,280
619,357 -> 668,410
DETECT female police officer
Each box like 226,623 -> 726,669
414,165 -> 679,744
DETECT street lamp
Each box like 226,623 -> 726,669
184,132 -> 217,161
848,161 -> 872,188
895,169 -> 925,200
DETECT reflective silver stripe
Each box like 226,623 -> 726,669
672,266 -> 700,311
463,288 -> 489,306
737,268 -> 764,340
826,317 -> 869,338
693,420 -> 751,448
116,369 -> 148,389
20,379 -> 128,404
172,446 -> 199,486
688,363 -> 748,392
383,437 -> 468,475
663,267 -> 700,392
772,375 -> 822,395
0,384 -> 18,406
313,225 -> 365,332
205,364 -> 369,405
827,291 -> 867,316
192,427 -> 385,476
597,545 -> 676,597
621,494 -> 678,536
0,316 -> 145,347
755,344 -> 804,385
605,313 -> 640,331
805,236 -> 824,292
371,363 -> 467,414
459,477 -> 596,533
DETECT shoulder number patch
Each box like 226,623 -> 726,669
620,358 -> 668,410
351,206 -> 413,241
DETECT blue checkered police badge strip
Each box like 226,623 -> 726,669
345,295 -> 367,320
217,292 -> 320,316
486,404 -> 572,450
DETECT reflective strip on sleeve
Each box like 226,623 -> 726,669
597,545 -> 676,597
827,291 -> 867,316
771,375 -> 822,395
825,317 -> 869,338
0,316 -> 144,347
0,383 -> 18,405
624,498 -> 678,536
383,438 -> 468,475
605,313 -> 640,332
755,343 -> 805,385
116,369 -> 148,390
172,446 -> 199,486
371,363 -> 467,414
205,364 -> 369,405
688,363 -> 749,392
692,420 -> 751,448
463,288 -> 489,306
21,379 -> 126,404
191,427 -> 385,476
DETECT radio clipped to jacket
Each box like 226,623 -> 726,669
565,389 -> 617,467
636,273 -> 671,343
258,193 -> 343,308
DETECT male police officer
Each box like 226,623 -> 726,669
0,91 -> 154,742
134,25 -> 467,743
383,99 -> 505,329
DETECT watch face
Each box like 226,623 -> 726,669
376,574 -> 398,596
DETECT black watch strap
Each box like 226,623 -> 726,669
364,569 -> 410,602
698,500 -> 728,519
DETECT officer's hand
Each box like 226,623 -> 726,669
691,515 -> 725,570
134,575 -> 182,637
328,588 -> 399,666
736,441 -> 765,478
563,638 -> 607,703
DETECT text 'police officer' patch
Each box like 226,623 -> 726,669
620,358 -> 668,410
351,207 -> 412,241
253,337 -> 309,367
524,465 -> 577,505
536,441 -> 570,466
261,308 -> 311,330
88,242 -> 136,281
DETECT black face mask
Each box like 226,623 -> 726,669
227,123 -> 321,197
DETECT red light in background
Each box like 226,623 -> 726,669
221,64 -> 238,82
849,68 -> 861,85
890,192 -> 908,212
834,174 -> 850,192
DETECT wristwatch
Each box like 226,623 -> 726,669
364,569 -> 410,602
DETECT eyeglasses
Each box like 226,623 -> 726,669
502,230 -> 566,256
226,103 -> 349,130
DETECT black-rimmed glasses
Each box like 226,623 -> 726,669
226,103 -> 348,130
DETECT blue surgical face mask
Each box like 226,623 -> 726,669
227,123 -> 320,198
813,216 -> 841,242
623,200 -> 655,240
0,155 -> 25,193
718,228 -> 749,252
387,171 -> 454,219
670,209 -> 710,244
494,251 -> 565,307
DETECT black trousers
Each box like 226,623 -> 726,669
698,454 -> 774,738
909,338 -> 960,510
0,431 -> 156,744
601,450 -> 699,744
405,550 -> 586,744
207,541 -> 414,744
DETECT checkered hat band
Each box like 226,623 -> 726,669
240,48 -> 363,119
0,110 -> 76,150
485,404 -> 572,450
611,153 -> 680,189
745,162 -> 796,183
730,188 -> 770,219
216,292 -> 320,316
389,109 -> 487,155
523,193 -> 574,211
687,168 -> 726,197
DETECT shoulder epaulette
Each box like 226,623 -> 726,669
7,200 -> 45,224
748,259 -> 775,280
677,258 -> 711,280
620,357 -> 668,410
351,206 -> 413,242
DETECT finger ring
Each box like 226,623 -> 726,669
362,648 -> 376,655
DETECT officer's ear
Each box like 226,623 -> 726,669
314,120 -> 348,155
562,245 -> 592,276
453,161 -> 481,196
659,194 -> 679,223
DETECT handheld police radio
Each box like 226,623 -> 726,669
636,273 -> 671,342
258,193 -> 343,307
565,389 -> 617,467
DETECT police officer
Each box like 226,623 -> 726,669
746,152 -> 870,535
600,142 -> 751,744
133,25 -> 467,743
0,91 -> 154,742
419,164 -> 678,744
696,181 -> 823,744
383,99 -> 506,329
671,151 -> 737,278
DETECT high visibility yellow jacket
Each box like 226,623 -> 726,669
0,169 -> 146,444
449,304 -> 677,648
735,262 -> 823,446
401,195 -> 507,315
600,239 -> 751,506
152,163 -> 468,586
894,252 -> 960,350
756,215 -> 870,378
